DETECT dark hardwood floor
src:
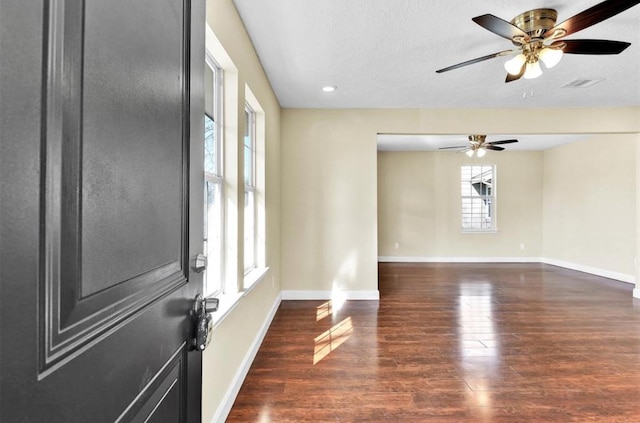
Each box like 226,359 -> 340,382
226,263 -> 640,422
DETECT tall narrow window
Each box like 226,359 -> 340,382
461,165 -> 496,231
244,105 -> 256,273
204,55 -> 224,296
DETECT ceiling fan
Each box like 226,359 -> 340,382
439,135 -> 518,157
435,0 -> 640,82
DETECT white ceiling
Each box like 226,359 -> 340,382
376,133 -> 591,151
232,0 -> 640,110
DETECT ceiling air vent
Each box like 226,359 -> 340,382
561,79 -> 604,88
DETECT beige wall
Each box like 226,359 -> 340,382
280,110 -> 378,293
281,108 -> 640,294
543,134 -> 637,278
378,151 -> 543,258
202,0 -> 281,421
198,8 -> 640,412
376,135 -> 637,278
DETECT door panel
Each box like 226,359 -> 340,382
116,346 -> 186,423
0,0 -> 205,422
81,0 -> 185,293
41,0 -> 190,373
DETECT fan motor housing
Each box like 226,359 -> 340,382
511,8 -> 558,38
469,135 -> 486,144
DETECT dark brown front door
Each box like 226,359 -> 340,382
0,0 -> 205,421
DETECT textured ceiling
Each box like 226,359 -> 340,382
232,0 -> 640,109
377,134 -> 591,151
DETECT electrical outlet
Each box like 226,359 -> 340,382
520,243 -> 525,250
394,242 -> 400,250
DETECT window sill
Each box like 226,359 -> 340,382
208,291 -> 243,331
207,267 -> 270,331
243,267 -> 269,296
461,229 -> 499,234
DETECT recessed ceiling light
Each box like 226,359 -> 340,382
322,85 -> 337,92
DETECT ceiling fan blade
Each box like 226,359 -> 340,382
472,14 -> 530,41
439,146 -> 468,150
505,63 -> 525,83
487,139 -> 518,145
436,50 -> 516,73
554,39 -> 631,55
485,145 -> 505,151
545,0 -> 640,39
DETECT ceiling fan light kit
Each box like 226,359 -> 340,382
506,9 -> 564,79
504,45 -> 564,78
435,0 -> 640,83
504,54 -> 527,75
538,46 -> 564,68
524,60 -> 543,79
442,135 -> 518,157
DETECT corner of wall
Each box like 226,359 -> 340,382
209,293 -> 282,423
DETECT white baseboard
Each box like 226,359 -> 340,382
541,258 -> 635,284
378,256 -> 541,263
634,288 -> 640,299
377,256 -> 636,285
281,290 -> 380,300
210,293 -> 282,423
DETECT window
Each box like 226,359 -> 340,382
461,165 -> 495,231
204,55 -> 224,296
243,104 -> 256,273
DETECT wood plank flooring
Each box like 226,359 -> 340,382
226,263 -> 640,422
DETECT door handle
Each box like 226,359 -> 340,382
193,253 -> 207,273
191,294 -> 219,351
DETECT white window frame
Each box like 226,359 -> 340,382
243,103 -> 257,274
461,165 -> 496,233
203,53 -> 225,296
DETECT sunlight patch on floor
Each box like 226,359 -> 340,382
313,316 -> 353,364
258,405 -> 271,423
316,301 -> 333,321
316,290 -> 350,322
